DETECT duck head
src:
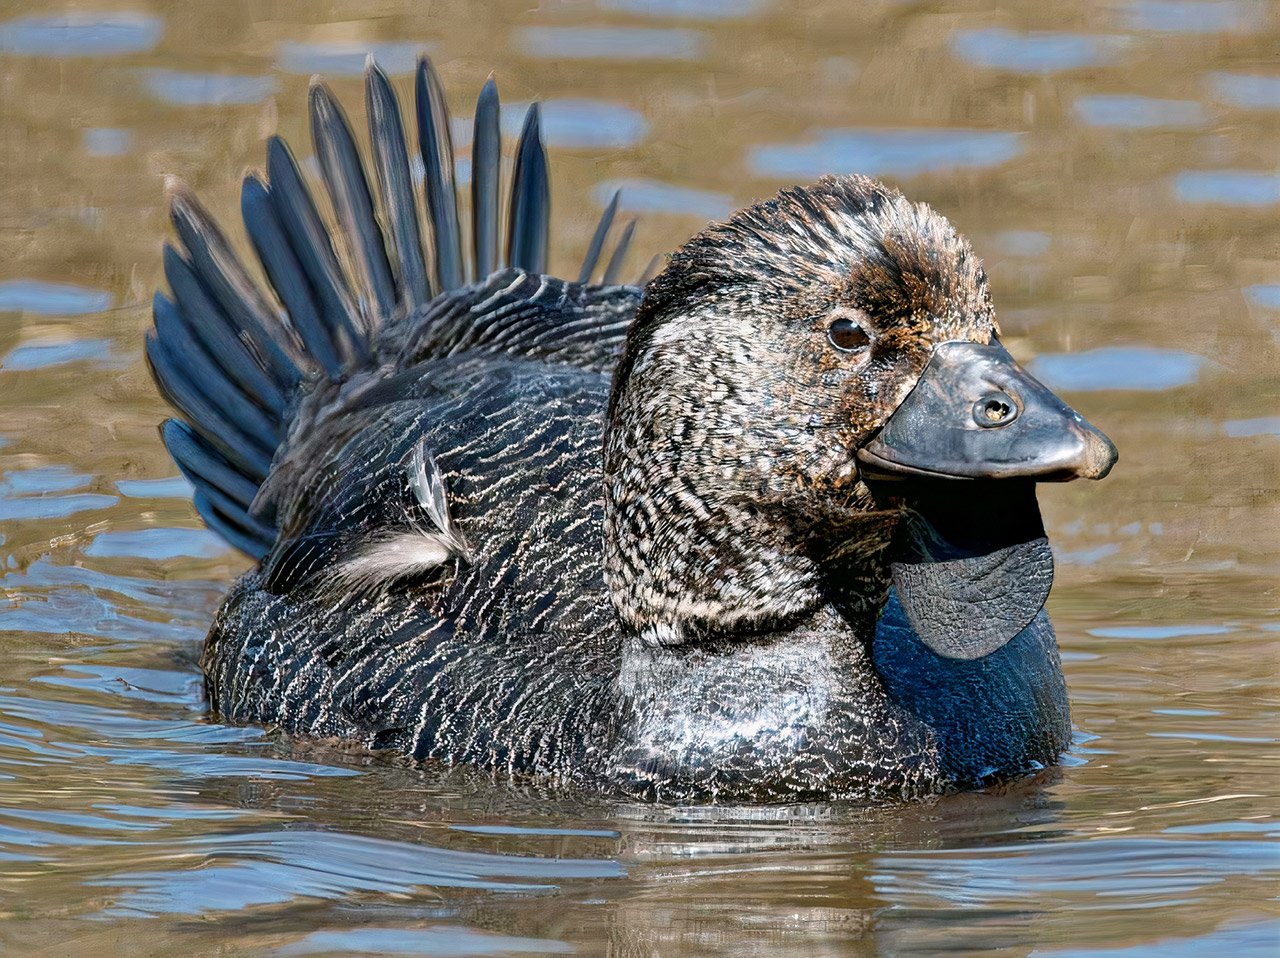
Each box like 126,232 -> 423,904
604,174 -> 1116,653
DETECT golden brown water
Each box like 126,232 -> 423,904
1,1 -> 1278,954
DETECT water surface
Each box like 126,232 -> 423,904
1,0 -> 1277,954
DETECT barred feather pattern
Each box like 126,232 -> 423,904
203,349 -> 960,801
206,359 -> 626,782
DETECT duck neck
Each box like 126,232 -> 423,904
602,457 -> 821,646
602,352 -> 895,646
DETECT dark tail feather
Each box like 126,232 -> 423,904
194,490 -> 274,560
146,327 -> 273,483
148,300 -> 277,468
168,187 -> 302,395
365,57 -> 431,311
415,56 -> 463,291
241,174 -> 344,378
161,246 -> 288,433
507,104 -> 550,274
310,79 -> 398,324
152,58 -> 642,559
471,77 -> 502,279
265,136 -> 368,363
161,418 -> 260,510
579,190 -> 619,283
196,485 -> 275,548
638,252 -> 664,285
602,218 -> 638,286
163,419 -> 277,559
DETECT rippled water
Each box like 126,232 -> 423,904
1,1 -> 1277,954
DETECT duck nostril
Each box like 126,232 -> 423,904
974,391 -> 1018,428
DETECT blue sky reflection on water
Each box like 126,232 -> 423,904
276,40 -> 431,76
1121,0 -> 1261,35
1244,285 -> 1280,309
1074,95 -> 1207,129
1222,417 -> 1280,438
0,493 -> 119,522
1,339 -> 114,372
508,100 -> 649,150
82,128 -> 133,157
599,0 -> 766,20
448,100 -> 649,151
1028,347 -> 1206,392
749,129 -> 1023,179
139,70 -> 278,107
949,29 -> 1123,73
84,528 -> 229,560
1209,72 -> 1280,109
1175,170 -> 1280,206
92,827 -> 622,918
0,281 -> 112,316
276,927 -> 576,956
594,178 -> 734,219
114,476 -> 194,499
516,25 -> 705,60
0,12 -> 162,57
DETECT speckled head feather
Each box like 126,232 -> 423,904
605,175 -> 999,641
619,174 -> 995,385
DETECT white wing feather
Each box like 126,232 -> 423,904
331,439 -> 472,591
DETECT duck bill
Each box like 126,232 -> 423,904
857,340 -> 1118,482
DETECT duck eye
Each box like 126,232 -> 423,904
827,317 -> 870,352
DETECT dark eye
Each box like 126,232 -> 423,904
827,316 -> 870,352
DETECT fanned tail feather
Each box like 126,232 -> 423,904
414,57 -> 464,293
578,190 -> 619,283
471,77 -> 502,280
309,78 -> 397,323
507,104 -> 550,274
151,54 -> 642,559
602,218 -> 638,285
365,57 -> 430,312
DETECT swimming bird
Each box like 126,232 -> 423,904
148,57 -> 1117,802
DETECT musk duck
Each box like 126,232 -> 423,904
147,58 -> 1117,802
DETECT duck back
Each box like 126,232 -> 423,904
146,61 -> 645,781
205,352 -> 625,782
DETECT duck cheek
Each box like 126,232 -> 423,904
839,350 -> 929,440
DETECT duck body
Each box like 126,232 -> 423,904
153,60 -> 1108,803
201,268 -> 1069,802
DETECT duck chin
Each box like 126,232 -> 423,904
882,479 -> 1053,660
